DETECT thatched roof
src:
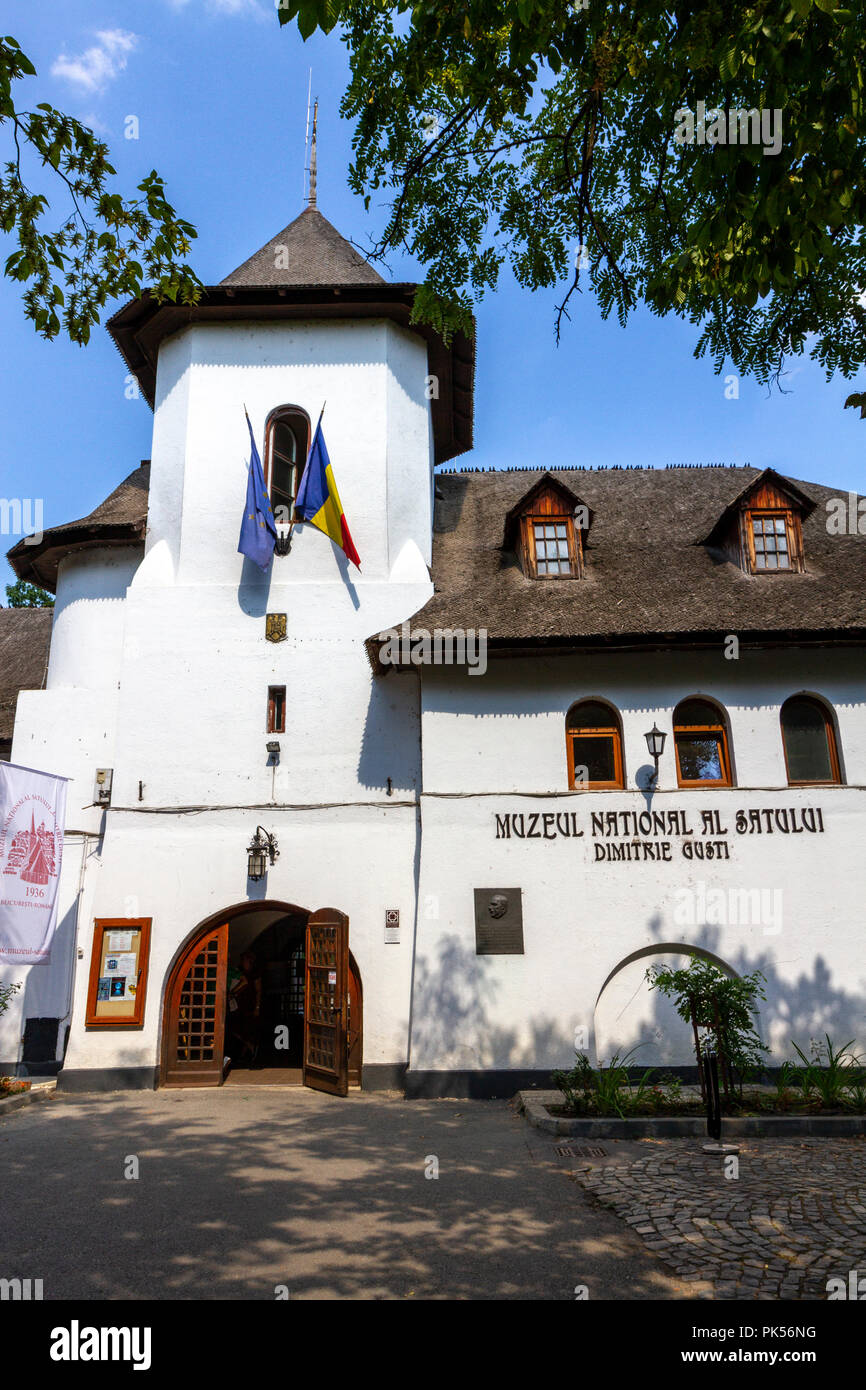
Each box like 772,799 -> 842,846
7,464 -> 149,593
375,465 -> 866,656
0,608 -> 52,748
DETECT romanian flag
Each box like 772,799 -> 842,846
295,422 -> 361,570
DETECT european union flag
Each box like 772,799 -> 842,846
237,414 -> 276,570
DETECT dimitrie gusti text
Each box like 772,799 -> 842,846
494,805 -> 825,861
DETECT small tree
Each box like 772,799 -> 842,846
4,580 -> 53,607
646,958 -> 768,1106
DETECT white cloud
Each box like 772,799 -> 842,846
77,113 -> 112,137
165,0 -> 268,16
51,30 -> 138,94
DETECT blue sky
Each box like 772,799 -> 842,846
2,0 -> 863,593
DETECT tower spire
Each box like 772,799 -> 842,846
308,97 -> 318,210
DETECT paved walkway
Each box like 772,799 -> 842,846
572,1136 -> 866,1299
0,1089 -> 694,1301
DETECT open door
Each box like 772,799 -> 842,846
163,922 -> 228,1086
303,908 -> 349,1096
347,952 -> 363,1088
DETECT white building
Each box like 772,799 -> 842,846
3,203 -> 865,1095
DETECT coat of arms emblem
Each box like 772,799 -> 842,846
265,613 -> 287,643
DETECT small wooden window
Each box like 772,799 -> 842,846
524,516 -> 581,578
268,685 -> 286,734
781,695 -> 842,785
566,700 -> 624,789
747,511 -> 794,572
85,918 -> 151,1028
674,698 -> 732,788
264,407 -> 311,522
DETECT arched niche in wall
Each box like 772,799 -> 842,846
593,943 -> 740,1070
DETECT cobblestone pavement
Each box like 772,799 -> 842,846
571,1137 -> 866,1299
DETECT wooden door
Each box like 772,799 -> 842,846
163,923 -> 228,1086
303,909 -> 348,1096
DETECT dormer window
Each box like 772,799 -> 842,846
503,473 -> 590,580
527,516 -> 579,577
749,513 -> 792,570
701,469 -> 812,576
264,407 -> 310,523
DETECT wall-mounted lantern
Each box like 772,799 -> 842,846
644,724 -> 667,783
247,826 -> 279,881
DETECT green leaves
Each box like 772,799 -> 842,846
1,36 -> 201,345
4,579 -> 53,607
293,0 -> 866,387
718,43 -> 741,82
279,0 -> 342,37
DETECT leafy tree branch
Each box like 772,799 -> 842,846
279,0 -> 866,393
0,35 -> 201,346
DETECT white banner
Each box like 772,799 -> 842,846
0,763 -> 68,965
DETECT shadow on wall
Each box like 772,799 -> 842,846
410,933 -> 574,1071
595,920 -> 866,1070
410,924 -> 866,1076
357,674 -> 421,794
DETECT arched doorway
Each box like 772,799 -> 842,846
160,902 -> 361,1092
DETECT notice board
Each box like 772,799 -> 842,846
85,919 -> 151,1028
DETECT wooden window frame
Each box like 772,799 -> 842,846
523,514 -> 582,580
263,406 -> 311,519
743,508 -> 802,575
267,685 -> 286,734
673,699 -> 732,789
85,918 -> 151,1029
566,701 -> 625,790
780,695 -> 842,787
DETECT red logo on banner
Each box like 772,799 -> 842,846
2,805 -> 60,886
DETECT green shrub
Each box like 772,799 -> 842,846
791,1035 -> 864,1109
646,959 -> 768,1106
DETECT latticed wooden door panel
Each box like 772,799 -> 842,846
303,910 -> 348,1096
163,923 -> 228,1086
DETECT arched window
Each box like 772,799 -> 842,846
781,695 -> 842,785
566,700 -> 624,789
673,698 -> 732,788
264,407 -> 310,522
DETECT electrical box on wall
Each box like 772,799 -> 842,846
94,768 -> 113,806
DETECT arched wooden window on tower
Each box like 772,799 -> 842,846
780,695 -> 842,785
264,406 -> 311,523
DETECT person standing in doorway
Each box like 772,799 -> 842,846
227,951 -> 263,1066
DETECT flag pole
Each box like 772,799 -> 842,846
242,404 -> 252,471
